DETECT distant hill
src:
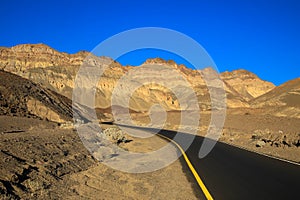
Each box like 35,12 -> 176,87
220,69 -> 275,101
251,78 -> 300,118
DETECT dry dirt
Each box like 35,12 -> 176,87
0,116 -> 199,200
130,109 -> 300,163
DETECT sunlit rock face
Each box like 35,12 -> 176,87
0,44 -> 276,112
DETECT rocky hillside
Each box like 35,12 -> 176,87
0,44 -> 276,112
221,70 -> 275,101
0,70 -> 93,123
251,78 -> 300,118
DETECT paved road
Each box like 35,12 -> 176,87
116,124 -> 300,200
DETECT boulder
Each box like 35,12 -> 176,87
102,127 -> 129,144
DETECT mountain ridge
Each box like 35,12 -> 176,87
1,43 -> 297,117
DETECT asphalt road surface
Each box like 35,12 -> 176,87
117,124 -> 300,200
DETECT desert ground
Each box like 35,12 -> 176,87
0,116 -> 201,199
1,109 -> 299,199
130,109 -> 300,163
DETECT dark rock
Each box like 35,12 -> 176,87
256,140 -> 266,147
10,174 -> 19,184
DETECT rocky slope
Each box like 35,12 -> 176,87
251,78 -> 300,118
221,69 -> 275,101
0,70 -> 93,123
0,44 -> 275,113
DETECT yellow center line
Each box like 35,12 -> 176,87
157,133 -> 214,200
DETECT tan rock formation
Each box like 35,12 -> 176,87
221,69 -> 275,101
27,97 -> 66,123
0,44 -> 278,113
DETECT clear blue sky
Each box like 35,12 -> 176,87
1,0 -> 300,85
